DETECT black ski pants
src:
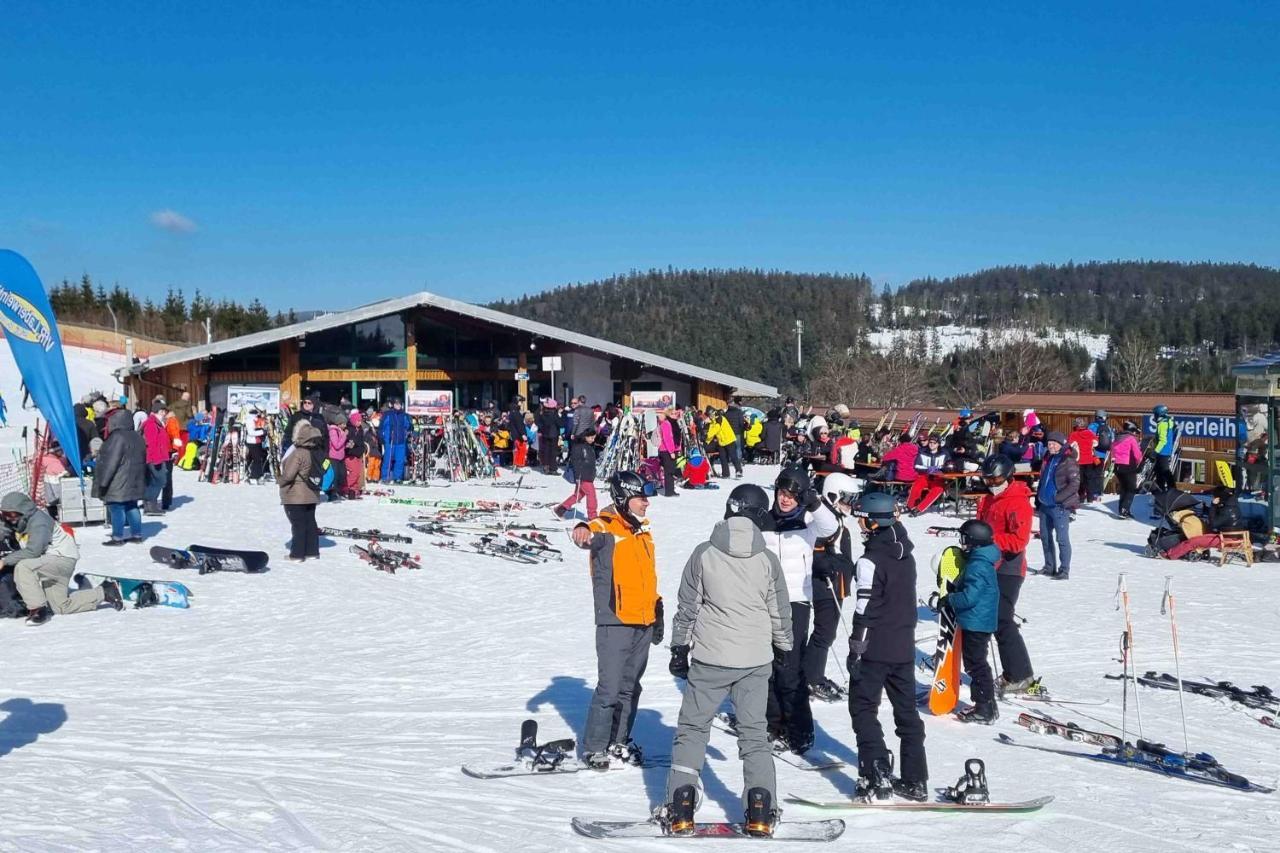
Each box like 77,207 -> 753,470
1154,455 -> 1176,491
961,629 -> 995,706
802,595 -> 841,687
996,572 -> 1034,682
246,444 -> 268,480
1082,463 -> 1103,501
658,450 -> 679,497
1115,464 -> 1139,515
161,460 -> 174,510
767,602 -> 813,742
719,441 -> 743,476
847,659 -> 927,783
284,504 -> 320,559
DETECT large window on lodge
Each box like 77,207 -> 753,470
414,316 -> 512,371
300,317 -> 406,370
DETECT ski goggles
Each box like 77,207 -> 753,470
626,481 -> 658,499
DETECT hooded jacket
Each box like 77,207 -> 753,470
141,414 -> 171,465
92,409 -> 147,504
279,421 -> 324,506
976,479 -> 1034,577
851,521 -> 917,664
672,517 -> 793,668
762,501 -> 839,603
945,543 -> 999,633
583,507 -> 658,627
1,492 -> 79,565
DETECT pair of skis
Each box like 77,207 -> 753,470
320,527 -> 412,544
350,542 -> 421,572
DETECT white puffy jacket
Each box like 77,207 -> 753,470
761,502 -> 838,602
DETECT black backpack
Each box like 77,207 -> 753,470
0,572 -> 27,618
1095,424 -> 1115,453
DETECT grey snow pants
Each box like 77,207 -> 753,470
583,624 -> 653,754
14,555 -> 103,613
665,661 -> 774,814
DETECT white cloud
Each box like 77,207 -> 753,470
149,209 -> 198,234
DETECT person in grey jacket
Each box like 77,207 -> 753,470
1,492 -> 121,624
92,408 -> 148,545
659,484 -> 792,838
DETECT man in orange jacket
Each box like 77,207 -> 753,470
975,455 -> 1039,694
571,470 -> 662,770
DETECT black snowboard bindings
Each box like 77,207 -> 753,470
941,758 -> 990,805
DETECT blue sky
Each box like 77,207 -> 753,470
3,2 -> 1277,310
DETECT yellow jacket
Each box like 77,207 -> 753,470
709,417 -> 737,447
745,419 -> 763,448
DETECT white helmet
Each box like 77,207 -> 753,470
820,472 -> 859,508
807,415 -> 829,440
832,404 -> 851,418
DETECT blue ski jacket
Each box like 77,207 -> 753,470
946,543 -> 998,633
380,409 -> 413,446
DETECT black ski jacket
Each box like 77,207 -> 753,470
851,521 -> 918,664
725,403 -> 746,439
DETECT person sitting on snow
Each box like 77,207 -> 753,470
0,492 -> 122,624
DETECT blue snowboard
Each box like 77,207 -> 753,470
80,573 -> 192,609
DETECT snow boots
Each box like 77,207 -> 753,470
744,787 -> 778,837
956,701 -> 1000,725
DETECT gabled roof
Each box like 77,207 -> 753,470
116,290 -> 778,397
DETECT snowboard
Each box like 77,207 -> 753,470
461,719 -> 666,778
150,545 -> 269,574
928,546 -> 964,716
712,713 -> 843,771
189,545 -> 269,572
570,817 -> 845,842
784,793 -> 1054,812
79,573 -> 192,609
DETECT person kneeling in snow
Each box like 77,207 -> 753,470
0,492 -> 122,625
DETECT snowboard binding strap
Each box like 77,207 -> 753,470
942,758 -> 990,804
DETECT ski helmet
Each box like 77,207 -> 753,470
959,408 -> 972,419
1122,419 -> 1140,434
725,484 -> 773,531
851,491 -> 897,527
1095,409 -> 1107,420
609,470 -> 655,527
958,519 -> 995,549
980,455 -> 1014,484
1153,404 -> 1169,418
819,472 -> 859,508
774,466 -> 810,498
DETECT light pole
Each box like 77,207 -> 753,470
795,320 -> 804,369
105,304 -> 119,350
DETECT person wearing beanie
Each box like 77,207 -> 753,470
344,410 -> 367,497
1035,431 -> 1080,580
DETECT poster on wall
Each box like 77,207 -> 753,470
406,389 -> 454,416
227,385 -> 282,414
631,390 -> 676,411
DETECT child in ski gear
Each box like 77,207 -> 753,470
1068,417 -> 1101,502
1152,404 -> 1177,491
846,491 -> 927,801
680,449 -> 711,489
344,412 -> 367,497
280,420 -> 324,561
806,472 -> 858,701
661,484 -> 792,836
571,471 -> 661,769
1110,421 -> 1144,518
906,435 -> 949,514
1,492 -> 121,623
943,519 -> 1000,724
555,427 -> 599,520
762,466 -> 838,754
1036,432 -> 1079,580
975,455 -> 1038,693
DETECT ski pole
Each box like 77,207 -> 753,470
826,577 -> 849,688
1161,576 -> 1191,754
1115,573 -> 1144,739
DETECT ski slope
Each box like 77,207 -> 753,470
1,464 -> 1278,851
0,340 -> 124,450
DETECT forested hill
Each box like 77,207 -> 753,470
490,269 -> 875,389
491,262 -> 1280,392
891,261 -> 1280,350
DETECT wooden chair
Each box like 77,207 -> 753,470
1218,530 -> 1253,567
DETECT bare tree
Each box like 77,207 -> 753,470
1109,332 -> 1163,392
807,341 -> 930,408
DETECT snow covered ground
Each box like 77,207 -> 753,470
0,341 -> 124,451
868,325 -> 1112,362
1,462 -> 1279,851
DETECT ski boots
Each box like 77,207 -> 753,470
941,758 -> 990,805
768,731 -> 791,753
744,787 -> 779,837
854,755 -> 895,802
584,751 -> 613,771
607,740 -> 644,767
891,779 -> 929,802
998,675 -> 1036,697
101,580 -> 124,612
809,679 -> 845,703
658,784 -> 698,836
955,701 -> 1000,725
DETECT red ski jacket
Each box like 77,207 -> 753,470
976,479 -> 1034,577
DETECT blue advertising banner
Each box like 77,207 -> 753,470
0,250 -> 83,478
1143,414 -> 1236,440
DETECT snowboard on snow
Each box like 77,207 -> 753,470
570,817 -> 845,842
928,546 -> 964,716
784,793 -> 1054,812
460,719 -> 665,779
78,573 -> 192,609
711,713 -> 843,771
150,545 -> 269,574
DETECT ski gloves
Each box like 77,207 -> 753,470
847,636 -> 869,682
803,489 -> 822,513
669,644 -> 690,679
651,598 -> 664,646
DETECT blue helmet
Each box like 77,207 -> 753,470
959,408 -> 972,419
1153,404 -> 1169,418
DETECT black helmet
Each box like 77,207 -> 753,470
774,466 -> 810,497
1122,420 -> 1140,434
609,471 -> 655,527
980,455 -> 1014,483
725,484 -> 773,531
959,519 -> 995,549
852,491 -> 897,527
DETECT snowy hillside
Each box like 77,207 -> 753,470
868,325 -> 1111,361
1,464 -> 1278,850
0,339 -> 124,450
